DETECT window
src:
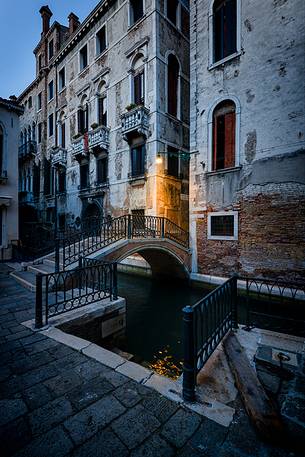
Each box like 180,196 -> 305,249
213,0 -> 237,63
96,157 -> 108,184
130,0 -> 143,25
33,162 -> 40,198
58,214 -> 66,231
96,26 -> 106,55
207,211 -> 238,240
80,163 -> 89,189
80,45 -> 88,71
167,146 -> 179,177
134,70 -> 144,106
167,0 -> 178,26
58,169 -> 66,193
38,55 -> 42,71
181,6 -> 190,37
48,39 -> 54,60
28,97 -> 32,109
0,126 -> 3,175
98,96 -> 107,126
59,68 -> 65,91
43,158 -> 51,195
212,100 -> 235,170
77,105 -> 89,134
48,114 -> 54,137
167,54 -> 180,117
37,92 -> 42,111
38,123 -> 42,143
131,144 -> 145,177
60,121 -> 65,148
32,122 -> 36,141
48,81 -> 54,101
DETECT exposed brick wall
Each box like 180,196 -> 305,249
196,191 -> 305,282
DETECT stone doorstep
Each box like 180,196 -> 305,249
21,319 -> 236,428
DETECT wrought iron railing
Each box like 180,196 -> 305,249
57,215 -> 189,270
182,275 -> 237,402
19,140 -> 37,157
238,276 -> 305,337
35,260 -> 118,328
20,222 -> 56,258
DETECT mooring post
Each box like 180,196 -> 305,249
35,273 -> 43,329
232,274 -> 238,330
182,305 -> 196,402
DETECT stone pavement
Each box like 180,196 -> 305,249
0,264 -> 301,457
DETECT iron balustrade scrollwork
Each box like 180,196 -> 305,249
35,260 -> 118,328
182,275 -> 237,402
56,215 -> 189,270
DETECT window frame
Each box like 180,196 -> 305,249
96,24 -> 107,56
58,67 -> 66,92
129,0 -> 145,27
207,211 -> 238,241
48,113 -> 54,137
130,144 -> 146,178
37,92 -> 42,111
79,44 -> 88,72
166,53 -> 181,119
48,80 -> 54,101
208,0 -> 241,69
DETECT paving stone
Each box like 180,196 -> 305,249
6,329 -> 33,341
0,339 -> 22,353
29,397 -> 73,436
0,398 -> 28,426
19,332 -> 48,346
111,404 -> 161,449
282,395 -> 305,424
67,377 -> 114,411
47,343 -> 77,359
43,370 -> 83,397
14,425 -> 74,457
22,383 -> 54,410
64,394 -> 125,445
24,338 -> 59,355
141,392 -> 179,423
161,408 -> 201,448
71,427 -> 128,457
0,416 -> 32,457
131,434 -> 175,457
20,361 -> 60,389
74,359 -> 106,381
0,364 -> 11,382
0,328 -> 11,337
10,351 -> 55,374
52,352 -> 88,371
100,366 -> 130,387
187,416 -> 228,455
113,381 -> 146,407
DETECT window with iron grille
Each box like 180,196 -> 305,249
208,212 -> 238,240
96,26 -> 106,55
213,0 -> 237,63
80,163 -> 89,189
131,144 -> 145,177
130,0 -> 143,25
96,157 -> 108,184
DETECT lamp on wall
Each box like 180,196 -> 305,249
156,153 -> 163,164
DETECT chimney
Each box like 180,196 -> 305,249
68,13 -> 80,35
39,5 -> 53,35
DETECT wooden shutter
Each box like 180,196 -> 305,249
224,112 -> 235,168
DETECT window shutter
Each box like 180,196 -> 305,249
224,112 -> 235,168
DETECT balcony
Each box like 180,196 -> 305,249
19,141 -> 37,161
88,126 -> 110,153
121,106 -> 150,141
71,133 -> 89,161
78,180 -> 109,198
51,147 -> 67,168
19,190 -> 36,206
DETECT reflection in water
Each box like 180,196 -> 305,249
115,273 -> 208,379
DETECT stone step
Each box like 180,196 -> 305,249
28,263 -> 56,275
10,270 -> 37,292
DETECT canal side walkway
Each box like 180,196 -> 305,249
0,264 -> 300,457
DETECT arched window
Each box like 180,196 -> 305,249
58,112 -> 66,148
167,54 -> 180,117
212,100 -> 236,170
32,122 -> 36,142
77,96 -> 89,135
0,125 -> 3,175
213,0 -> 237,63
97,82 -> 107,126
132,54 -> 145,106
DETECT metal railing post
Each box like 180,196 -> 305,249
113,263 -> 118,300
127,214 -> 132,239
55,237 -> 60,273
182,305 -> 196,402
232,274 -> 238,330
35,273 -> 43,329
161,217 -> 165,238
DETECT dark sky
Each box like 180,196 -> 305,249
0,0 -> 100,98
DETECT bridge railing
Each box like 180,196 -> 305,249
57,215 -> 189,270
35,259 -> 118,328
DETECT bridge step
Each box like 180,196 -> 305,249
28,263 -> 56,275
10,270 -> 37,292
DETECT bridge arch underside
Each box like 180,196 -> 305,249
99,242 -> 190,280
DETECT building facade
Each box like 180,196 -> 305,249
0,97 -> 23,260
189,0 -> 305,281
18,0 -> 190,236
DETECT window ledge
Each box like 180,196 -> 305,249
206,166 -> 241,177
207,235 -> 238,241
95,48 -> 108,60
128,15 -> 147,32
58,87 -> 66,95
128,174 -> 146,185
208,51 -> 241,71
79,66 -> 89,77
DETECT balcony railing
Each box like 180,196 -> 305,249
88,125 -> 110,151
71,134 -> 89,161
121,106 -> 150,140
51,147 -> 67,168
19,190 -> 35,205
19,140 -> 37,159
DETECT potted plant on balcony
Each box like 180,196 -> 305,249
125,103 -> 137,111
91,122 -> 98,130
73,133 -> 82,140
